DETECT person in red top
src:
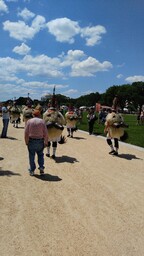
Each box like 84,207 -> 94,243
24,109 -> 48,176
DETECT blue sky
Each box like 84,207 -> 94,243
0,0 -> 144,101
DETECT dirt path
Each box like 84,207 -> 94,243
0,119 -> 144,256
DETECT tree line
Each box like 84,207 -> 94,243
52,82 -> 144,112
6,81 -> 144,113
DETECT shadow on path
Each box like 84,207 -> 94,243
0,168 -> 21,176
55,155 -> 79,163
13,126 -> 24,129
71,136 -> 86,140
118,153 -> 143,160
34,173 -> 62,182
1,136 -> 18,140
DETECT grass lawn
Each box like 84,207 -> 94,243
77,112 -> 144,148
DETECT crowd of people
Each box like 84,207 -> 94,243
0,94 -> 83,176
0,94 -> 140,175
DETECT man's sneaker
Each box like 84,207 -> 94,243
40,169 -> 44,175
28,169 -> 34,176
109,150 -> 115,155
46,153 -> 50,157
38,167 -> 45,175
51,155 -> 56,159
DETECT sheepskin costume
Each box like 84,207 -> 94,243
22,101 -> 33,125
10,103 -> 21,128
43,107 -> 65,142
65,106 -> 78,138
105,111 -> 128,155
105,112 -> 125,139
43,88 -> 65,159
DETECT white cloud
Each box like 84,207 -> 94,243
80,25 -> 106,46
17,8 -> 35,20
21,54 -> 63,77
3,20 -> 37,41
0,47 -> 113,101
3,14 -> 106,47
63,89 -> 78,96
125,75 -> 144,83
117,74 -> 123,79
82,90 -> 93,95
22,81 -> 68,90
0,50 -> 113,83
70,57 -> 113,77
0,73 -> 20,83
31,15 -> 46,30
13,43 -> 31,55
60,50 -> 85,67
3,15 -> 46,41
66,49 -> 85,59
0,57 -> 19,75
46,18 -> 106,46
0,54 -> 63,79
59,50 -> 113,77
0,83 -> 29,101
46,17 -> 80,43
0,0 -> 8,13
0,78 -> 69,101
0,51 -> 113,100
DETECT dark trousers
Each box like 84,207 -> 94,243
88,121 -> 94,134
1,119 -> 9,138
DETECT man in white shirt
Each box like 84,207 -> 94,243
1,102 -> 10,138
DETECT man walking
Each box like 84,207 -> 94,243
24,109 -> 48,176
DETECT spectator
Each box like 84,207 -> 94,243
136,111 -> 140,125
112,95 -> 119,112
87,108 -> 97,135
1,102 -> 10,138
24,109 -> 48,176
140,110 -> 144,125
98,108 -> 107,124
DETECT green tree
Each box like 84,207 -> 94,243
132,82 -> 144,111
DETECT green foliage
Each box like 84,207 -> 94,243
7,81 -> 144,113
77,112 -> 144,148
74,92 -> 101,107
121,114 -> 144,147
75,81 -> 144,110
